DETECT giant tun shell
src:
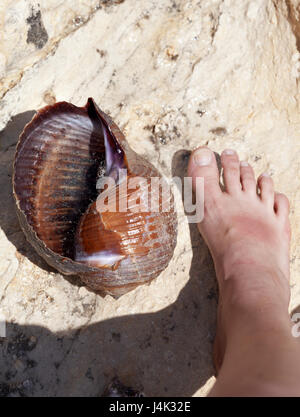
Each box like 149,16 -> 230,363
13,98 -> 177,296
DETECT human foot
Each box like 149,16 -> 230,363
187,147 -> 291,372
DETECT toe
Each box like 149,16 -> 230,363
274,192 -> 290,217
257,172 -> 274,207
221,149 -> 241,194
240,161 -> 256,194
188,147 -> 221,197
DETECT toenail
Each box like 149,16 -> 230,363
240,161 -> 249,167
223,149 -> 235,155
193,148 -> 212,166
261,172 -> 271,177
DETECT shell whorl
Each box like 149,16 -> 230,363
13,98 -> 177,296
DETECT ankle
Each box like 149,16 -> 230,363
213,234 -> 289,282
217,265 -> 291,335
217,262 -> 290,305
223,304 -> 292,340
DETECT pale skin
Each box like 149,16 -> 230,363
187,147 -> 300,397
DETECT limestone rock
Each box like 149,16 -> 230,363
0,0 -> 299,397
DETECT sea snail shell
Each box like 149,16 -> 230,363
13,98 -> 177,296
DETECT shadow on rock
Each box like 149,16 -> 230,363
0,120 -> 218,396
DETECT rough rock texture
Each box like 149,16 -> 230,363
0,0 -> 299,397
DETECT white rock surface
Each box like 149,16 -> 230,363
0,0 -> 299,397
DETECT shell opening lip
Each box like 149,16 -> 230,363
75,249 -> 126,269
13,97 -> 129,264
86,98 -> 126,183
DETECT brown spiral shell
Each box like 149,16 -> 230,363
13,98 -> 177,296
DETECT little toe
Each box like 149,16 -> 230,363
240,161 -> 256,194
274,192 -> 290,218
257,172 -> 274,207
221,149 -> 241,194
188,147 -> 221,198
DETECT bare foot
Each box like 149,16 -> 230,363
187,148 -> 291,373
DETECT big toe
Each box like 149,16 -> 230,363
188,147 -> 221,198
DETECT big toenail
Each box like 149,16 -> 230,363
193,148 -> 212,166
240,161 -> 249,167
223,149 -> 235,155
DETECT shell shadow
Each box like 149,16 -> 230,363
0,146 -> 218,396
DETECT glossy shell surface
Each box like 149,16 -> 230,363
13,99 -> 177,296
